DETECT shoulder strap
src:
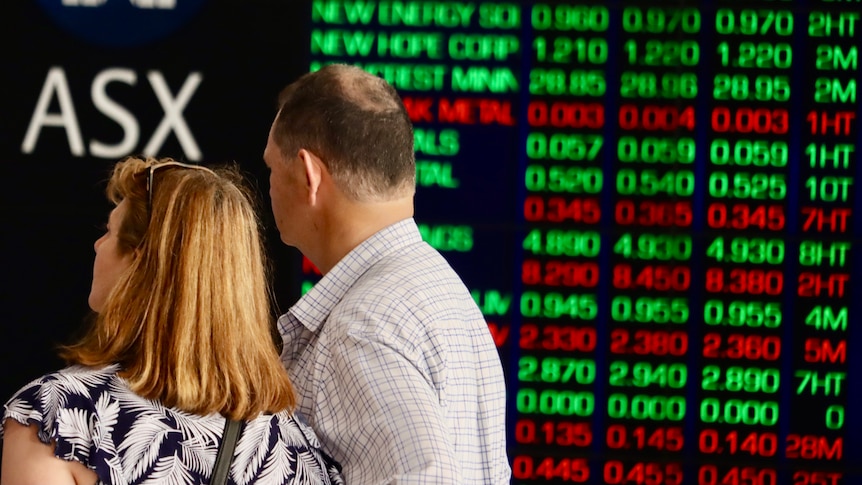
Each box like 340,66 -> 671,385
211,419 -> 243,485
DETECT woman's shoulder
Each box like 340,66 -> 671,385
20,364 -> 120,389
11,365 -> 119,405
7,364 -> 119,404
238,410 -> 320,451
232,411 -> 344,482
271,410 -> 324,448
2,365 -> 127,461
2,364 -> 121,435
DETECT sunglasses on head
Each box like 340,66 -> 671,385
145,161 -> 216,217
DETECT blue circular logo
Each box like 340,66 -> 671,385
37,0 -> 207,47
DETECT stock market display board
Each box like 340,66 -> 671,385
303,1 -> 861,484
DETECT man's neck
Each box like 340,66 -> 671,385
309,197 -> 414,274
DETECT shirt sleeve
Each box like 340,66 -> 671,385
316,333 -> 462,485
2,372 -> 103,470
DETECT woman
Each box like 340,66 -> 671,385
1,157 -> 344,485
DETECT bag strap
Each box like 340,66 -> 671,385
211,419 -> 242,485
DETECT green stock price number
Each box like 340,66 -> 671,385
713,74 -> 790,102
705,237 -> 785,265
522,229 -> 600,257
624,39 -> 700,67
621,72 -> 698,99
517,388 -> 595,417
704,300 -> 782,328
702,365 -> 780,394
621,6 -> 701,34
717,41 -> 792,69
609,361 -> 688,389
530,68 -> 606,97
525,165 -> 603,193
710,139 -> 788,167
616,169 -> 695,197
618,136 -> 695,164
520,291 -> 598,320
611,296 -> 690,324
608,394 -> 686,421
613,233 -> 692,261
707,172 -> 787,200
531,4 -> 608,32
519,356 -> 596,385
715,9 -> 794,36
533,36 -> 607,64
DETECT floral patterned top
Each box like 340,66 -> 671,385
2,365 -> 344,485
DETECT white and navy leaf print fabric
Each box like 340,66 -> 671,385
1,365 -> 344,485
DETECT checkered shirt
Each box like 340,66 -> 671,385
279,218 -> 511,485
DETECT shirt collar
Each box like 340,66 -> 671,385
286,218 -> 422,333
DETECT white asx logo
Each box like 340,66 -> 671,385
61,0 -> 177,8
22,67 -> 203,161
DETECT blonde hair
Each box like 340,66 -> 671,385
61,156 -> 295,420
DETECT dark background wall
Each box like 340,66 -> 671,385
0,1 -> 310,401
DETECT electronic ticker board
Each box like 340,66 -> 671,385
304,2 -> 861,484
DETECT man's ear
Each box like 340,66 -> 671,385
297,148 -> 324,205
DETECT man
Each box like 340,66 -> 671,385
263,63 -> 511,484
